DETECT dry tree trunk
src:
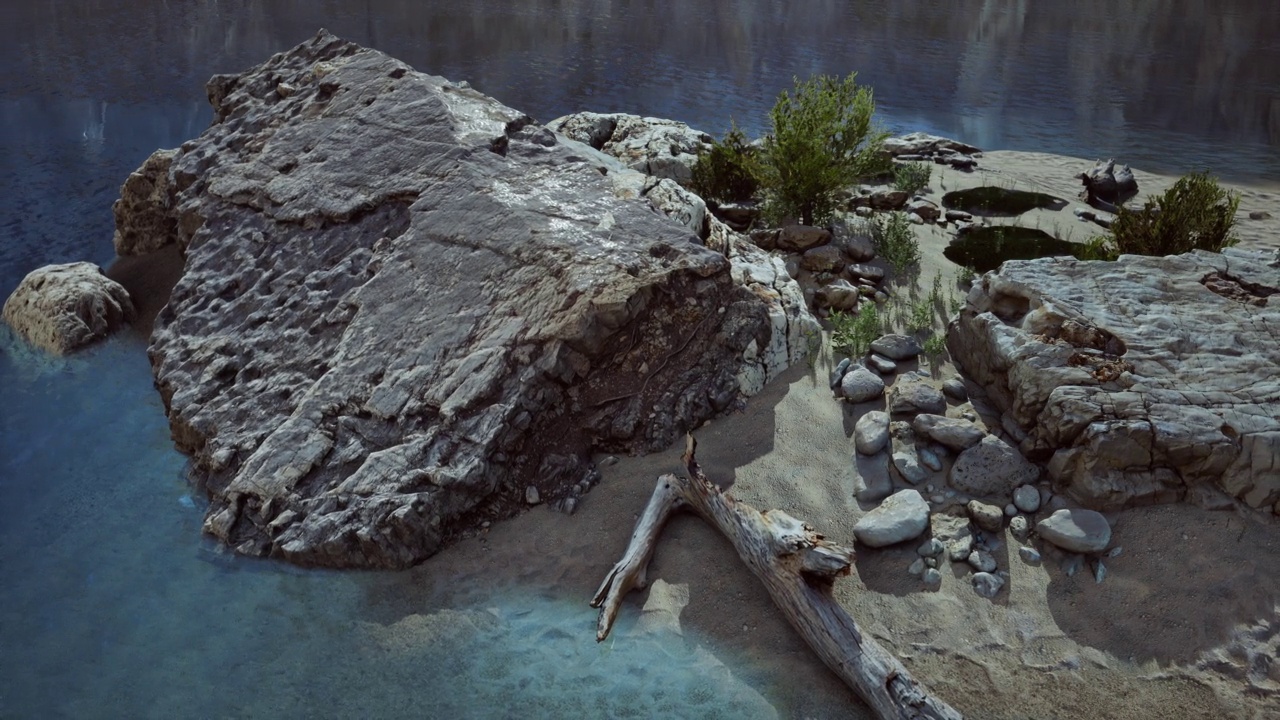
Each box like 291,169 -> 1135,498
592,435 -> 963,720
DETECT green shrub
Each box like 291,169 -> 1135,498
907,299 -> 933,333
1109,172 -> 1239,256
690,124 -> 760,204
893,162 -> 932,195
872,212 -> 920,275
831,302 -> 880,357
756,73 -> 890,226
922,333 -> 947,363
1076,235 -> 1119,261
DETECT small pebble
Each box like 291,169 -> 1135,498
481,521 -> 491,529
908,558 -> 925,576
923,568 -> 942,587
1004,503 -> 1018,517
925,556 -> 938,569
1013,484 -> 1041,513
931,494 -> 946,504
1009,515 -> 1029,540
919,448 -> 942,471
968,550 -> 997,573
830,357 -> 853,389
1018,546 -> 1041,565
1093,559 -> 1107,584
525,486 -> 541,505
917,538 -> 945,557
972,572 -> 1003,598
1107,546 -> 1124,558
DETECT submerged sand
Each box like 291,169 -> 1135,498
403,152 -> 1280,719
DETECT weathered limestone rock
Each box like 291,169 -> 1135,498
883,133 -> 981,158
840,366 -> 885,403
121,32 -> 813,568
888,372 -> 946,416
854,410 -> 890,455
949,249 -> 1280,512
2,262 -> 135,354
113,149 -> 179,256
815,280 -> 859,311
545,112 -> 711,185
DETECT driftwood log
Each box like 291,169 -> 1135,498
592,435 -> 962,720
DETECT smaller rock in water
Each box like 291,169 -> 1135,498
867,354 -> 897,374
1013,484 -> 1041,513
854,410 -> 891,455
830,357 -> 853,390
972,572 -> 1003,599
908,558 -> 925,576
870,334 -> 922,360
2,262 -> 137,355
525,486 -> 541,505
918,447 -> 942,471
853,489 -> 930,547
1018,546 -> 1041,565
1249,210 -> 1272,220
917,537 -> 945,557
889,373 -> 947,416
1037,509 -> 1111,553
893,451 -> 928,484
922,568 -> 942,587
968,550 -> 997,573
841,367 -> 886,403
967,500 -> 1004,533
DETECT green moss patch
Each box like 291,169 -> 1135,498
942,186 -> 1067,216
944,226 -> 1080,273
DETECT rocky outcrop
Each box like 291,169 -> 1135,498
949,248 -> 1280,514
117,31 -> 814,568
113,149 -> 179,256
2,262 -> 135,354
545,112 -> 711,186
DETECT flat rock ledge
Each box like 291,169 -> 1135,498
119,31 -> 814,568
948,248 -> 1280,514
2,262 -> 135,354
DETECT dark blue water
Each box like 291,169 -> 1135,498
2,1 -> 1279,716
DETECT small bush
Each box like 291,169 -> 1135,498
757,73 -> 891,226
831,302 -> 880,357
690,124 -> 760,204
872,212 -> 920,275
1076,235 -> 1119,261
907,299 -> 933,333
922,333 -> 947,362
1109,172 -> 1239,256
894,162 -> 932,195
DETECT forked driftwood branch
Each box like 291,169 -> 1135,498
592,435 -> 962,720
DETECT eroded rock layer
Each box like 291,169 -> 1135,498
122,31 -> 801,568
948,248 -> 1280,513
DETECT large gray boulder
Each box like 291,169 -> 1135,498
949,249 -> 1280,513
2,262 -> 135,354
120,31 -> 811,568
546,112 -> 712,186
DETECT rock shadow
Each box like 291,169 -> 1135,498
1042,504 -> 1280,666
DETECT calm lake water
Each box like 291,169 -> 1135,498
2,1 -> 1279,717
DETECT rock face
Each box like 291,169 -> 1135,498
2,262 -> 136,354
118,32 -> 814,568
545,112 -> 711,185
949,249 -> 1280,513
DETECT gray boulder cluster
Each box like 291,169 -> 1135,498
882,132 -> 982,171
843,332 -> 1117,598
94,31 -> 816,568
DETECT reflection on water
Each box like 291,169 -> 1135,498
2,1 -> 1279,716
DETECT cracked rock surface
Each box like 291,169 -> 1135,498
118,31 -> 814,568
948,248 -> 1280,513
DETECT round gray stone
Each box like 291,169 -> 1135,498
942,376 -> 968,401
853,410 -> 890,455
1018,546 -> 1041,564
893,451 -> 928,484
1036,509 -> 1112,553
841,366 -> 886,403
1013,484 -> 1041,513
972,572 -> 1004,599
867,353 -> 897,374
968,549 -> 997,573
966,500 -> 1004,533
922,568 -> 942,587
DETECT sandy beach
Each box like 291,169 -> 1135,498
387,151 -> 1280,719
